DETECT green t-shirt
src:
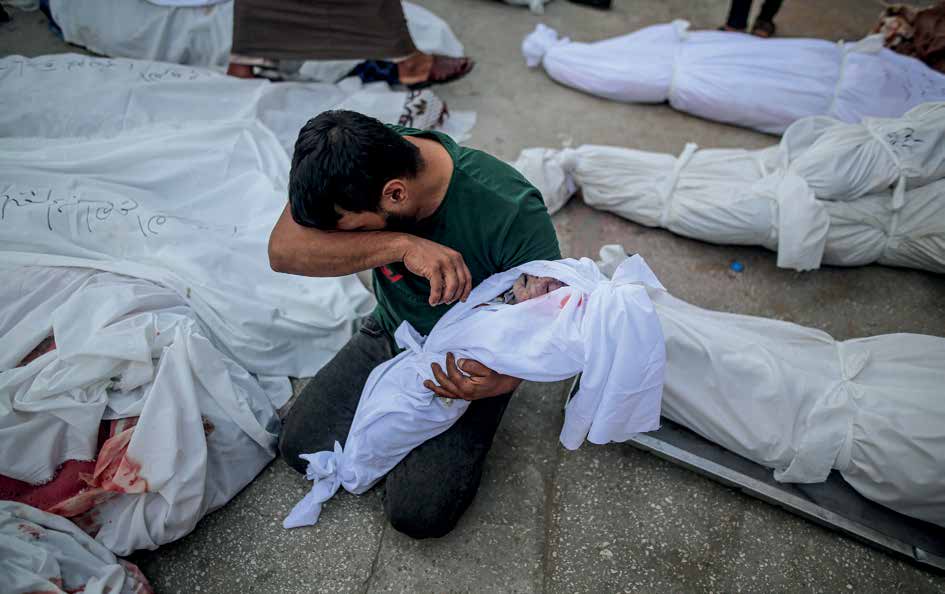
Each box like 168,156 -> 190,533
372,125 -> 561,339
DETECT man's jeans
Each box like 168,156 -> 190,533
279,316 -> 512,539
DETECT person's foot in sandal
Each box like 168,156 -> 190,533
397,52 -> 474,89
750,19 -> 776,38
227,63 -> 255,79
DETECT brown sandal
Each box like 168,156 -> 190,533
408,56 -> 475,90
751,19 -> 776,38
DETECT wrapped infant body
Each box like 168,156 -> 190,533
284,256 -> 667,528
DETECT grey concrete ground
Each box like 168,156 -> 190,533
4,0 -> 945,592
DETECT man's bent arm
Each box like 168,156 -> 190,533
269,204 -> 472,305
268,204 -> 409,277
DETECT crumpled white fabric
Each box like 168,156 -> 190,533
597,245 -> 945,528
512,105 -> 945,274
0,501 -> 152,594
0,120 -> 373,391
522,21 -> 945,134
0,53 -> 475,154
0,267 -> 280,554
48,0 -> 464,75
283,256 -> 667,528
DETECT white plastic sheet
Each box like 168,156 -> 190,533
49,0 -> 464,74
522,22 -> 945,134
0,267 -> 280,554
0,501 -> 152,594
0,53 -> 475,154
597,245 -> 945,528
284,256 -> 666,528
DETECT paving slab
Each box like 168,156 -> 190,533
129,461 -> 388,594
545,443 -> 945,594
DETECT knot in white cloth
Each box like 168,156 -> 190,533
558,147 -> 580,175
864,120 -> 908,210
283,441 -> 344,528
658,143 -> 698,227
839,344 -> 870,383
522,24 -> 570,68
394,322 -> 427,354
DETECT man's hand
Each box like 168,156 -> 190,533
424,353 -> 522,401
402,236 -> 472,306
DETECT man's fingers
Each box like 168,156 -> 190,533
431,362 -> 460,394
445,352 -> 466,384
441,259 -> 461,304
424,380 -> 464,400
456,358 -> 495,378
428,270 -> 444,306
459,259 -> 472,303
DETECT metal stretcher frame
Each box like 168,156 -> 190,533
566,376 -> 945,573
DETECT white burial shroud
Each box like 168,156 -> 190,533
0,501 -> 153,594
283,256 -> 667,528
0,119 -> 373,386
781,102 -> 945,207
512,104 -> 945,274
48,0 -> 464,77
595,246 -> 945,528
0,53 -> 475,155
513,143 -> 831,271
0,267 -> 280,555
522,21 -> 945,134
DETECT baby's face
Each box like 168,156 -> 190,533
511,274 -> 567,303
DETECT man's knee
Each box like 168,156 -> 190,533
384,495 -> 463,539
278,420 -> 309,474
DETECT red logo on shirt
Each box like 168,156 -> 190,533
380,265 -> 403,282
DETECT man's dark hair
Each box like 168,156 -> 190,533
289,110 -> 423,230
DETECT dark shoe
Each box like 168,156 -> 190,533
751,19 -> 776,38
352,60 -> 400,85
567,0 -> 612,9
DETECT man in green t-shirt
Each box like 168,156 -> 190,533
269,110 -> 560,539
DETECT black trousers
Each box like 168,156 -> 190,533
726,0 -> 784,29
279,316 -> 512,539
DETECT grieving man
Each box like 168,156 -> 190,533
268,110 -> 560,538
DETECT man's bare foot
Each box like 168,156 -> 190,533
397,53 -> 474,89
226,63 -> 255,78
397,52 -> 434,86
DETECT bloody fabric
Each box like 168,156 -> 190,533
3,340 -> 144,536
874,2 -> 945,73
231,0 -> 417,61
0,420 -> 129,530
